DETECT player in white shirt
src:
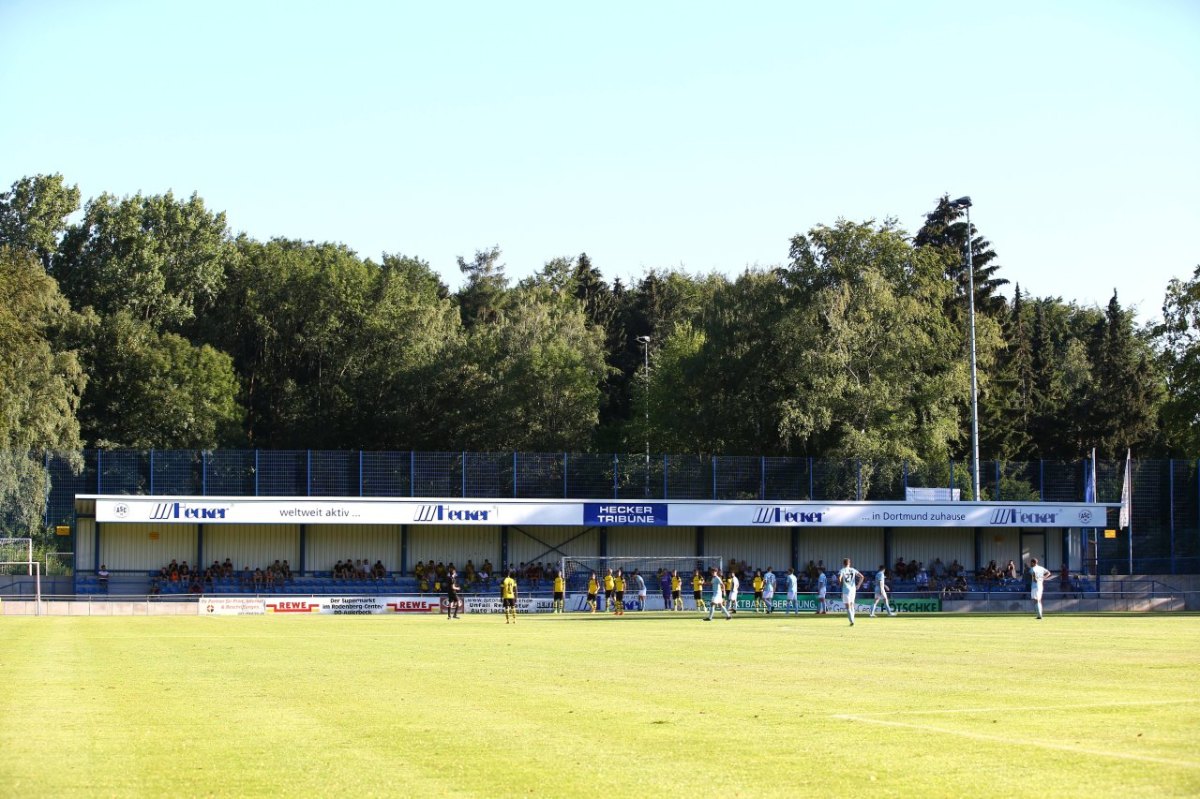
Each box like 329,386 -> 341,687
816,571 -> 829,614
762,568 -> 776,614
870,565 -> 897,618
704,567 -> 732,621
634,571 -> 647,611
838,558 -> 864,626
728,572 -> 740,614
1028,557 -> 1051,619
785,567 -> 799,615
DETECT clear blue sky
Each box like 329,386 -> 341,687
2,0 -> 1197,320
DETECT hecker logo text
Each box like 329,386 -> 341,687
988,508 -> 1059,525
149,502 -> 229,521
752,507 -> 825,524
414,505 -> 492,523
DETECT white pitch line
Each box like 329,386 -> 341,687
831,714 -> 1200,769
849,697 -> 1200,717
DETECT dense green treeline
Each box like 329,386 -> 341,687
2,173 -> 1197,516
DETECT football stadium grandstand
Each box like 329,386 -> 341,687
0,449 -> 1189,613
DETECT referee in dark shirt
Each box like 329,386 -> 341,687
446,569 -> 460,619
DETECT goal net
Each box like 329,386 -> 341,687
0,537 -> 42,612
560,555 -> 723,600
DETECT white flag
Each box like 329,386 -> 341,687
1118,449 -> 1132,529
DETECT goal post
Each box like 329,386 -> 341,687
0,537 -> 42,614
560,555 -> 723,610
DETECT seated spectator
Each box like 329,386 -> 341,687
949,559 -> 963,577
478,565 -> 490,589
931,557 -> 946,578
240,565 -> 252,589
223,558 -> 234,577
333,560 -> 345,579
894,557 -> 907,579
1004,559 -> 1019,582
465,560 -> 477,584
180,561 -> 191,579
915,566 -> 929,589
281,560 -> 292,581
148,578 -> 161,596
372,560 -> 386,579
358,559 -> 370,580
189,579 -> 203,594
97,564 -> 110,591
252,568 -> 265,590
414,560 -> 427,580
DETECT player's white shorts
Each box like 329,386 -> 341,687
1031,585 -> 1043,601
787,591 -> 797,600
842,591 -> 855,605
875,588 -> 887,599
762,590 -> 774,600
817,588 -> 826,599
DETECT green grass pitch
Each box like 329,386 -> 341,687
2,611 -> 1198,798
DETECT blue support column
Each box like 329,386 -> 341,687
884,528 -> 894,571
973,527 -> 981,573
400,524 -> 408,576
790,527 -> 799,571
43,451 -> 50,528
696,526 -> 704,559
197,524 -> 204,569
298,525 -> 307,574
94,521 -> 101,572
1169,459 -> 1176,575
501,526 -> 510,569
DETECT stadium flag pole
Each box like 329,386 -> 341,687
1119,449 -> 1132,574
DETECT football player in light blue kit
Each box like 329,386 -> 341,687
1028,557 -> 1051,619
785,567 -> 799,615
870,565 -> 897,618
816,570 -> 829,614
838,558 -> 864,626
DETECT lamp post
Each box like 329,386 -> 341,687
636,335 -> 651,496
949,196 -> 981,501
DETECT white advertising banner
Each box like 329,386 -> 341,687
463,596 -> 554,614
199,597 -> 266,615
90,496 -> 1111,529
261,596 -> 443,614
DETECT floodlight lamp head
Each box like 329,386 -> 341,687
636,335 -> 651,344
950,195 -> 972,208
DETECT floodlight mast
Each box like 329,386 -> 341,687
949,195 -> 981,501
636,335 -> 651,496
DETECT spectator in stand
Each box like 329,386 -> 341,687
372,560 -> 386,579
223,558 -> 234,578
148,578 -> 161,596
414,561 -> 426,582
1060,564 -> 1071,595
180,561 -> 191,581
931,558 -> 946,579
252,568 -> 265,590
478,563 -> 490,590
189,579 -> 203,594
240,565 -> 252,590
1004,560 -> 1019,583
358,559 -> 371,580
464,560 -> 477,585
894,558 -> 907,580
282,560 -> 292,582
915,564 -> 929,590
97,564 -> 110,591
949,559 -> 963,578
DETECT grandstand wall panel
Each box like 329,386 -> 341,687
796,528 -> 881,571
202,525 -> 298,572
408,526 -> 501,573
705,527 -> 791,571
892,529 -> 973,572
607,527 -> 694,558
306,525 -> 401,573
99,523 -> 198,571
76,517 -> 95,570
979,530 -> 1022,569
509,526 -> 598,567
